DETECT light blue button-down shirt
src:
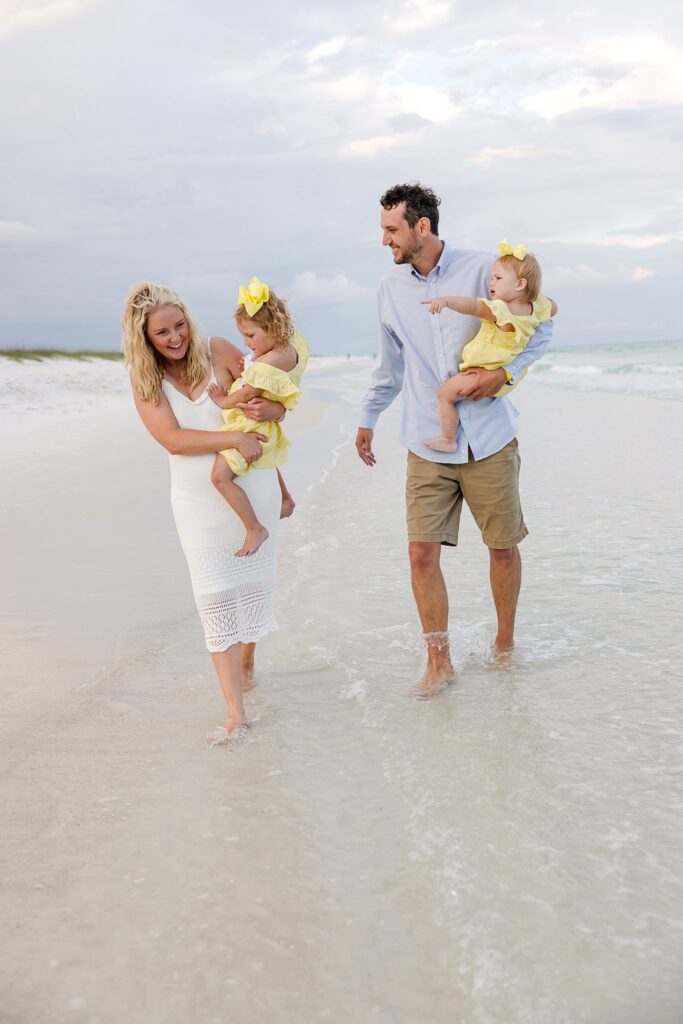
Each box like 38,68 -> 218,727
360,241 -> 553,463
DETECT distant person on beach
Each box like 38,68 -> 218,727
122,282 -> 288,745
355,183 -> 553,697
208,277 -> 309,557
422,241 -> 557,452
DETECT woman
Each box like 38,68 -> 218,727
122,282 -> 285,744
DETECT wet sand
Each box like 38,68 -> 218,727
2,362 -> 682,1023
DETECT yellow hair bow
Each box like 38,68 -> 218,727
498,239 -> 527,261
238,276 -> 270,317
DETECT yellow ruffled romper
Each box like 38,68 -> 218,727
460,295 -> 552,394
219,331 -> 310,475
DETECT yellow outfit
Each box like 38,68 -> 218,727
219,331 -> 310,475
460,295 -> 552,394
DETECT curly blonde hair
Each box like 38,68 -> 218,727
235,290 -> 294,349
121,282 -> 208,405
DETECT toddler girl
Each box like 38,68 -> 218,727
422,241 -> 557,453
209,277 -> 309,556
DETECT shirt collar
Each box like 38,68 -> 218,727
410,240 -> 453,280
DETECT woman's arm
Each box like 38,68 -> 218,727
422,296 -> 495,320
132,385 -> 264,459
210,335 -> 244,384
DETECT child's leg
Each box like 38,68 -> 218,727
424,374 -> 467,452
277,469 -> 295,519
211,454 -> 269,557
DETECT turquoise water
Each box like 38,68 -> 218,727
531,339 -> 683,401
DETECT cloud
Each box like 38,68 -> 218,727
382,0 -> 454,35
0,0 -> 96,39
549,263 -> 656,287
468,145 -> 553,167
340,131 -> 417,159
306,35 -> 347,65
288,272 -> 375,306
548,230 -> 683,250
0,219 -> 36,241
522,33 -> 683,119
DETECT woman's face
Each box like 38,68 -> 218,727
146,304 -> 190,363
236,318 -> 273,358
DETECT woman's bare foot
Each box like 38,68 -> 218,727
205,718 -> 249,748
280,494 -> 296,519
242,668 -> 256,693
409,663 -> 456,699
424,437 -> 458,453
235,524 -> 269,557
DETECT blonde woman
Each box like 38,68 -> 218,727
122,282 -> 286,744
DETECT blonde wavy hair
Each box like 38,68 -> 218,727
121,282 -> 208,404
235,290 -> 294,349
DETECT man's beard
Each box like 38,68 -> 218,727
393,233 -> 422,265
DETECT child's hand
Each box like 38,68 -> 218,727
421,297 -> 448,314
207,382 -> 229,408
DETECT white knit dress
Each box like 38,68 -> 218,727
161,356 -> 279,653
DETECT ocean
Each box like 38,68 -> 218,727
530,338 -> 683,401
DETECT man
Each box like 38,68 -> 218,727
355,183 -> 553,697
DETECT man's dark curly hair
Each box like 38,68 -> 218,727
380,183 -> 441,236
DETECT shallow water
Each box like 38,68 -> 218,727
254,377 -> 683,1023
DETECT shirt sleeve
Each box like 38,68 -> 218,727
503,317 -> 554,386
359,293 -> 405,429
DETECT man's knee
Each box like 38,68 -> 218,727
409,541 -> 441,574
488,545 -> 518,569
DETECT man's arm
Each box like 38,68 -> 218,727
503,317 -> 554,386
457,317 -> 555,400
356,314 -> 405,466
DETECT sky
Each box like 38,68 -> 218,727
0,0 -> 681,354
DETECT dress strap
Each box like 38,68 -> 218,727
206,336 -> 217,385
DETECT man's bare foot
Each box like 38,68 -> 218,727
280,495 -> 296,519
235,524 -> 269,557
494,638 -> 514,654
424,437 -> 458,453
207,382 -> 227,407
410,663 -> 456,700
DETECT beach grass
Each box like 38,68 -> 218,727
0,349 -> 123,362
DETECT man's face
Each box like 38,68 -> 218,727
381,203 -> 423,265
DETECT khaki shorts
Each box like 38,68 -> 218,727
405,440 -> 528,549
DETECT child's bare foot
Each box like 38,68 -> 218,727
207,382 -> 226,407
280,495 -> 296,519
235,524 -> 269,557
424,437 -> 458,453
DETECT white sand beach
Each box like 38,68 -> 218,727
1,354 -> 682,1023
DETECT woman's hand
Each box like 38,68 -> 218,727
234,431 -> 267,464
238,397 -> 286,422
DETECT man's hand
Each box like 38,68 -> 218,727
234,432 -> 267,463
456,367 -> 508,401
238,397 -> 285,422
355,427 -> 376,466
